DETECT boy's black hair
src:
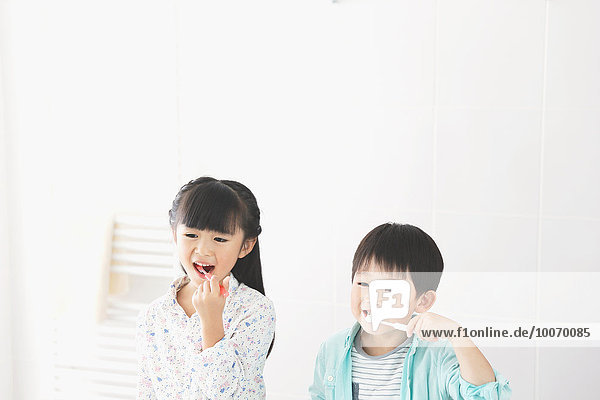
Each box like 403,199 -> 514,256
168,176 -> 274,356
352,223 -> 444,295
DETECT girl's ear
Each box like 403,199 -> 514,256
238,237 -> 257,258
172,229 -> 177,244
414,290 -> 436,313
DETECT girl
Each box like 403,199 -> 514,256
136,177 -> 276,399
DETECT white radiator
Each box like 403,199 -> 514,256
52,214 -> 175,399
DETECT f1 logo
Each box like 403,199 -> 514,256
369,280 -> 411,330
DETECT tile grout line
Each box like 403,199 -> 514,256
432,0 -> 440,236
433,209 -> 600,222
535,1 -> 551,398
173,0 -> 183,185
332,222 -> 337,332
0,15 -> 16,397
436,209 -> 538,219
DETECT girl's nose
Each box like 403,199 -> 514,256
194,246 -> 212,257
194,238 -> 213,256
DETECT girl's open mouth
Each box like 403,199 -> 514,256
193,262 -> 215,278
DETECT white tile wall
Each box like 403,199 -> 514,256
0,44 -> 13,400
538,347 -> 600,399
434,272 -> 537,322
4,1 -> 179,399
325,0 -> 436,115
542,108 -> 600,219
538,272 -> 600,323
437,0 -> 546,108
263,300 -> 334,397
331,109 -> 435,212
262,210 -> 336,303
4,1 -> 599,399
436,109 -> 542,215
333,303 -> 357,335
541,219 -> 600,273
435,212 -> 539,272
545,0 -> 600,107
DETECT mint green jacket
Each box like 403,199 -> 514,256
309,322 -> 511,399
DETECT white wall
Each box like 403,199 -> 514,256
0,0 -> 14,397
2,0 -> 599,399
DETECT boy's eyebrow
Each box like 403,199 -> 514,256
357,271 -> 409,281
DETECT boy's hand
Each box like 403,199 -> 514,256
406,312 -> 459,342
192,275 -> 231,349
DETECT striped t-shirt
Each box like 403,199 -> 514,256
351,331 -> 413,400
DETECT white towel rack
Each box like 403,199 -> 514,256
51,214 -> 175,399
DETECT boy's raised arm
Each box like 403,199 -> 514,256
407,312 -> 511,399
407,312 -> 495,385
449,336 -> 495,385
439,340 -> 512,400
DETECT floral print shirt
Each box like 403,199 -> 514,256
136,273 -> 276,399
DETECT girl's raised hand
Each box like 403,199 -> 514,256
193,275 -> 231,350
192,275 -> 230,325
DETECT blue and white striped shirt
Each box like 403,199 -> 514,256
351,331 -> 412,400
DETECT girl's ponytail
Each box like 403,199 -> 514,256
220,180 -> 266,295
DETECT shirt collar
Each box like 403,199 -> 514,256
345,322 -> 362,349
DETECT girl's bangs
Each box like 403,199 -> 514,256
178,182 -> 244,235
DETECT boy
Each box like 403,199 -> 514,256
310,223 -> 511,399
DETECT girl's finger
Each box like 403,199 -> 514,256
209,274 -> 219,294
222,276 -> 231,292
220,276 -> 230,297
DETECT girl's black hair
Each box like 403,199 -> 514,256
352,223 -> 444,296
168,176 -> 274,356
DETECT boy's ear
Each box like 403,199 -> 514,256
414,290 -> 436,313
238,237 -> 257,258
172,229 -> 177,244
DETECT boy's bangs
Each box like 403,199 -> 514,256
178,182 -> 244,235
354,228 -> 410,273
356,254 -> 409,276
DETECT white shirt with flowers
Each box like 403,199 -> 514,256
136,273 -> 276,400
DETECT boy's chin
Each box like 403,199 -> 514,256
357,319 -> 394,335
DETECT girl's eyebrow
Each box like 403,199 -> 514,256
211,229 -> 234,235
181,226 -> 229,234
206,230 -> 233,236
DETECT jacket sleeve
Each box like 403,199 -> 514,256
136,308 -> 157,400
438,343 -> 512,400
186,297 -> 276,399
309,341 -> 327,399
